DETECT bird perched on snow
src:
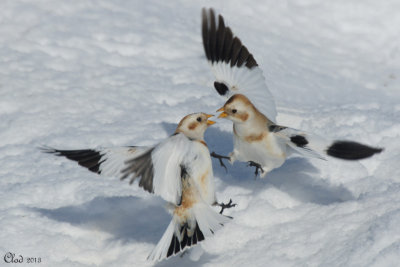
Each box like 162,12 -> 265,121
202,8 -> 383,177
42,113 -> 234,261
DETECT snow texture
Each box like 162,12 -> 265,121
1,0 -> 399,266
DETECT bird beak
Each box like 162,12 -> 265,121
205,114 -> 215,125
217,107 -> 228,118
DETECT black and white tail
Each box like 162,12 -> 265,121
148,202 -> 230,261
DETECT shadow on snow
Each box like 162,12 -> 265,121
33,195 -> 169,244
34,122 -> 354,265
162,122 -> 354,206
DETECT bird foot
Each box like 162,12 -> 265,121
247,161 -> 264,178
210,152 -> 230,172
217,199 -> 237,214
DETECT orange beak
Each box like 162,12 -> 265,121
217,107 -> 228,118
205,114 -> 215,125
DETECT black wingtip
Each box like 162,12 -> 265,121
201,7 -> 258,69
41,147 -> 104,174
39,145 -> 57,154
326,141 -> 383,160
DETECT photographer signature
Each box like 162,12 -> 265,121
4,252 -> 41,264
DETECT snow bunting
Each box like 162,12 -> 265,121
42,113 -> 234,261
202,8 -> 383,177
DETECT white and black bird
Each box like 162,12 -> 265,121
42,113 -> 234,261
202,8 -> 383,177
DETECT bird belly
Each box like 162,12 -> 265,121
234,134 -> 287,172
188,142 -> 216,205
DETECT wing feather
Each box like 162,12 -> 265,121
149,133 -> 193,204
121,133 -> 194,205
43,134 -> 202,205
270,126 -> 328,160
41,146 -> 149,176
202,8 -> 277,122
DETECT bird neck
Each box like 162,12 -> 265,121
233,116 -> 267,139
174,129 -> 205,142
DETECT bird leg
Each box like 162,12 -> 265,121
216,199 -> 237,214
210,152 -> 230,172
247,161 -> 264,178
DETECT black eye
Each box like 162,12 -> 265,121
197,117 -> 202,122
232,109 -> 237,114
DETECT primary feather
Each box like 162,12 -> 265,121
202,8 -> 277,122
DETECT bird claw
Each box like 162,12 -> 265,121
211,152 -> 230,173
247,161 -> 264,178
218,199 -> 237,214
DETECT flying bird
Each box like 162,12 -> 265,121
202,8 -> 383,177
42,113 -> 234,261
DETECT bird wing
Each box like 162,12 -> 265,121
269,125 -> 383,160
122,133 -> 195,205
42,133 -> 195,205
41,146 -> 151,177
268,125 -> 327,160
202,8 -> 277,122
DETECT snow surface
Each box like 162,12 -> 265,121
1,0 -> 399,266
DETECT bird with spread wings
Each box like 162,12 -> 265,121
202,8 -> 383,177
42,113 -> 234,261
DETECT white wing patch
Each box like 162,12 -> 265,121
211,61 -> 277,122
151,133 -> 193,204
202,8 -> 277,122
99,147 -> 150,177
273,127 -> 327,160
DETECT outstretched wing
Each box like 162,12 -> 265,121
202,8 -> 277,122
122,133 -> 194,205
43,133 -> 195,205
269,125 -> 383,160
41,146 -> 151,177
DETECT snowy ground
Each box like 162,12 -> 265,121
1,0 -> 400,266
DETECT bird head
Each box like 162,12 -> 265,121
175,112 -> 215,140
217,94 -> 255,124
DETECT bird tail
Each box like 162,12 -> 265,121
147,202 -> 231,261
273,126 -> 383,160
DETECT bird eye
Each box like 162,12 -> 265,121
232,109 -> 237,114
197,117 -> 202,122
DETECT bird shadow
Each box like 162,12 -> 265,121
32,195 -> 169,244
32,195 -> 218,266
162,122 -> 354,206
267,157 -> 355,205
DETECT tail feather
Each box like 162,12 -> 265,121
326,141 -> 383,160
148,203 -> 230,261
147,219 -> 176,261
194,203 -> 230,235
